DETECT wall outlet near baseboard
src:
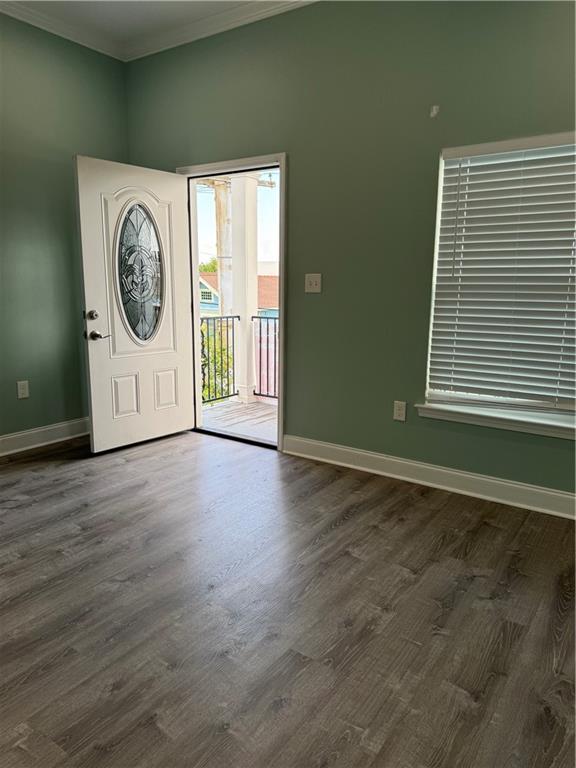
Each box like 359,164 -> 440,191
393,400 -> 406,422
17,380 -> 29,399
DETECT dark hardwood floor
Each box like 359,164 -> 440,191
0,432 -> 573,768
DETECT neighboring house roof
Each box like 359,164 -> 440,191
200,272 -> 219,293
258,275 -> 279,309
199,272 -> 279,309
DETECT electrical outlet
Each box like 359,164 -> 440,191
305,273 -> 322,293
17,380 -> 29,399
393,400 -> 406,422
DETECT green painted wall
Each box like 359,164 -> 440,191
126,1 -> 574,491
1,3 -> 574,493
0,15 -> 127,435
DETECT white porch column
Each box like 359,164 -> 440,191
214,179 -> 233,316
231,174 -> 259,403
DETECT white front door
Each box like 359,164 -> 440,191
76,156 -> 194,453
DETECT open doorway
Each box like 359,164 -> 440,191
184,158 -> 284,447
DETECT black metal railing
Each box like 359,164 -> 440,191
252,316 -> 279,398
200,315 -> 239,403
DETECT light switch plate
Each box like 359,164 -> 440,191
393,400 -> 406,422
17,380 -> 29,399
305,273 -> 322,293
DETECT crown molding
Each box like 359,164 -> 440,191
0,1 -> 125,59
123,1 -> 315,61
0,1 -> 315,62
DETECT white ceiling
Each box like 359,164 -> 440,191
0,0 -> 312,61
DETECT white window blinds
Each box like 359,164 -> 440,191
427,136 -> 576,412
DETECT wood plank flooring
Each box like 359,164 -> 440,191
0,431 -> 573,768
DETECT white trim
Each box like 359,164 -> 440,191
177,154 -> 285,177
416,402 -> 575,440
187,177 -> 203,431
179,153 -> 287,451
123,2 -> 315,62
0,2 -> 315,62
283,435 -> 575,520
199,276 -> 220,300
277,155 -> 287,452
442,131 -> 576,160
424,152 -> 444,399
0,418 -> 90,457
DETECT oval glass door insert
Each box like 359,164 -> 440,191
117,203 -> 163,341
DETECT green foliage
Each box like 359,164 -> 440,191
200,319 -> 235,402
199,256 -> 218,272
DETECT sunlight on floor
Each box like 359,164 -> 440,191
201,399 -> 278,444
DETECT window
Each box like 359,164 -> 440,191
200,289 -> 213,302
117,203 -> 163,342
421,134 -> 575,437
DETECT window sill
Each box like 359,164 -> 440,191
415,402 -> 575,440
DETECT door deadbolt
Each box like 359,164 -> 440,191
86,310 -> 99,320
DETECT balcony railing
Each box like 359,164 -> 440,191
252,316 -> 279,399
201,314 -> 279,404
200,315 -> 239,403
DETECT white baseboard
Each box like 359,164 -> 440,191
0,418 -> 90,457
1,424 -> 572,519
283,435 -> 575,520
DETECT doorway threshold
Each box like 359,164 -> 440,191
193,427 -> 277,450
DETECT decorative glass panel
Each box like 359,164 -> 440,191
118,204 -> 163,341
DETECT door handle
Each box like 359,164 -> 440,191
88,330 -> 110,341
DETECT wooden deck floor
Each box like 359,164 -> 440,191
201,399 -> 277,444
0,432 -> 573,767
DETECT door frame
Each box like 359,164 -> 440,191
177,153 -> 287,451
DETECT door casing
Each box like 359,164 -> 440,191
177,154 -> 287,451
